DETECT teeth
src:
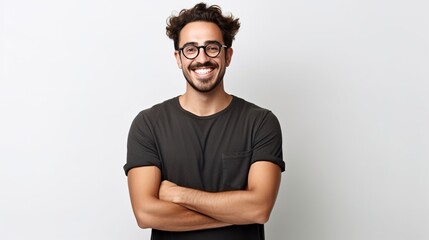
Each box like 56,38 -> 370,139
194,68 -> 212,75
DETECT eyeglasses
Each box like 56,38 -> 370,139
178,42 -> 228,60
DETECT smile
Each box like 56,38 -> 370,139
193,67 -> 214,76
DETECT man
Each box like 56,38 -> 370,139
124,3 -> 285,240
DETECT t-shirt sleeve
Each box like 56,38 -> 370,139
123,111 -> 161,176
251,111 -> 285,172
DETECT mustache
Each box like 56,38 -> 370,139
190,61 -> 218,69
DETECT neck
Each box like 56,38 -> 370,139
179,84 -> 233,116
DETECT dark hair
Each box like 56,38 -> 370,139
166,2 -> 240,50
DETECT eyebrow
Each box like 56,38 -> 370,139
181,40 -> 222,47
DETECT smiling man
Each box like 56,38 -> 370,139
124,3 -> 285,240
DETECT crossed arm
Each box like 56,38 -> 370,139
127,161 -> 281,231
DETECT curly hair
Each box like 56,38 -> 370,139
166,2 -> 240,50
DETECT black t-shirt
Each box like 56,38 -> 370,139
124,96 -> 285,240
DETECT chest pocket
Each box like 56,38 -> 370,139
221,150 -> 252,191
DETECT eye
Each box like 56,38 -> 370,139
206,44 -> 220,53
184,46 -> 197,54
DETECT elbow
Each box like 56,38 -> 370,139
136,219 -> 150,229
132,198 -> 162,229
252,205 -> 273,224
135,212 -> 154,229
254,211 -> 270,224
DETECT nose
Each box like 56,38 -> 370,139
194,47 -> 210,63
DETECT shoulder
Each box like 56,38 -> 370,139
232,96 -> 278,120
131,97 -> 179,128
137,97 -> 178,118
231,96 -> 282,134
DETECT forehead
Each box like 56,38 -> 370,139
179,21 -> 223,46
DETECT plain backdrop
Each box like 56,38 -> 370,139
1,0 -> 428,239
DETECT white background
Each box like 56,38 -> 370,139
1,0 -> 428,239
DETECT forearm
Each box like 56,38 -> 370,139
169,187 -> 271,225
159,162 -> 282,225
133,196 -> 231,231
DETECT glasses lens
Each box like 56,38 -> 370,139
183,45 -> 198,59
205,44 -> 221,57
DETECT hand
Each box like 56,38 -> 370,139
159,180 -> 180,203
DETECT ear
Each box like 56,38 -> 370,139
174,50 -> 182,69
225,47 -> 233,67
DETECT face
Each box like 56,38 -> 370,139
175,21 -> 233,93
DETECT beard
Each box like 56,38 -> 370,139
182,61 -> 226,93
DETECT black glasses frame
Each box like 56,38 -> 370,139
178,42 -> 228,60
